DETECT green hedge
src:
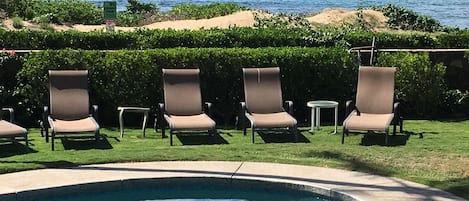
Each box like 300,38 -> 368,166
15,48 -> 357,126
376,52 -> 447,117
344,31 -> 437,48
436,30 -> 469,48
2,48 -> 467,126
2,28 -> 468,50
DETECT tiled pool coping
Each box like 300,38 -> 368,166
0,161 -> 465,201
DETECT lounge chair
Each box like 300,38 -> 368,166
43,70 -> 100,151
240,67 -> 297,143
0,107 -> 28,151
342,66 -> 403,145
159,68 -> 216,146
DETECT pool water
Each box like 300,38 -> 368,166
38,179 -> 331,201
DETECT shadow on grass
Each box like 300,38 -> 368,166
176,133 -> 229,146
0,160 -> 78,172
61,134 -> 113,150
258,130 -> 310,143
0,141 -> 35,158
302,150 -> 395,176
344,129 -> 433,146
429,177 -> 469,200
359,132 -> 410,146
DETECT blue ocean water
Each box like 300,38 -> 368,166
87,0 -> 469,28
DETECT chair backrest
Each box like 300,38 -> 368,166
163,68 -> 203,116
243,67 -> 284,114
49,70 -> 90,120
355,66 -> 396,114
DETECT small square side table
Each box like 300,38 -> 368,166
117,106 -> 150,138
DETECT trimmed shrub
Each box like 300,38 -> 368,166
436,30 -> 469,48
344,31 -> 436,48
2,28 -> 463,50
376,52 -> 447,117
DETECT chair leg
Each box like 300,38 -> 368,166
251,126 -> 255,144
162,126 -> 166,138
341,127 -> 346,144
170,130 -> 173,146
400,118 -> 403,133
291,125 -> 298,142
385,130 -> 389,146
210,127 -> 216,136
24,134 -> 29,152
95,130 -> 100,141
393,122 -> 397,136
45,127 -> 49,143
51,133 -> 55,151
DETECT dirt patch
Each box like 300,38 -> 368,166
307,8 -> 388,30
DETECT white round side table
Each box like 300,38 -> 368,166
306,100 -> 339,134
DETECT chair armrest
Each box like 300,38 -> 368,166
91,105 -> 99,122
158,103 -> 165,114
284,100 -> 293,115
42,106 -> 49,129
393,102 -> 400,113
238,102 -> 247,130
345,100 -> 355,117
393,102 -> 401,121
1,107 -> 14,122
204,102 -> 213,117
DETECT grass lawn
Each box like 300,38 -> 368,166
0,120 -> 468,199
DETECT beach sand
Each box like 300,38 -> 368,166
1,9 -> 387,32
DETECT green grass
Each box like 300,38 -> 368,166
1,120 -> 468,199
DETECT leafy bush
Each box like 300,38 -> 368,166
371,4 -> 444,32
116,11 -> 141,27
4,0 -> 39,20
117,0 -> 160,26
126,0 -> 158,15
15,48 -> 356,126
2,0 -> 102,24
0,49 -> 21,111
376,52 -> 447,117
254,13 -> 312,29
34,0 -> 103,25
11,16 -> 23,29
168,3 -> 246,20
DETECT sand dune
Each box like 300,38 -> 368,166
1,9 -> 387,32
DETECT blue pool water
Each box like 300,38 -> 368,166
86,0 -> 469,28
37,179 -> 333,201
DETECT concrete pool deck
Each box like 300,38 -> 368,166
0,161 -> 464,201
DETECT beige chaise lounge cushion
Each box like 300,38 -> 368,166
344,112 -> 394,131
49,117 -> 99,133
0,120 -> 27,137
164,114 -> 215,130
247,112 -> 297,128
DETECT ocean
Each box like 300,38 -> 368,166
86,0 -> 469,28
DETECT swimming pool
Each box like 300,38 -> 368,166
33,177 -> 340,201
34,178 -> 343,201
